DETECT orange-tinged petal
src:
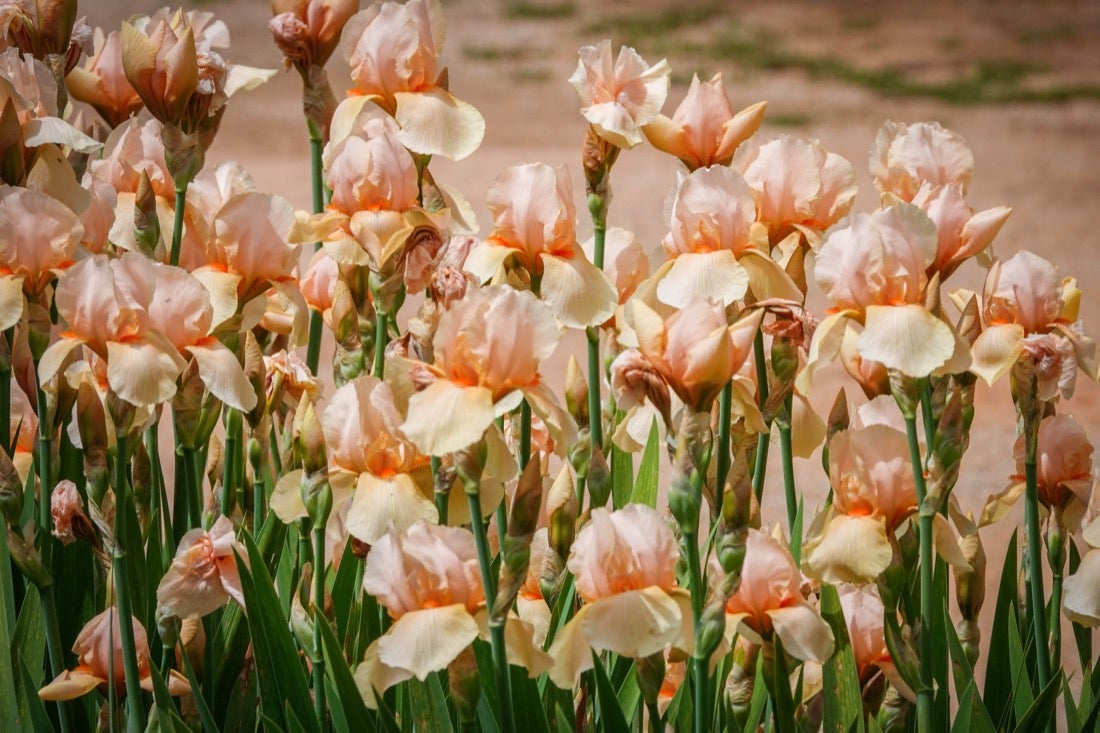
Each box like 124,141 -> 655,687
581,586 -> 683,659
38,669 -> 103,701
394,88 -> 485,161
377,604 -> 480,680
106,338 -> 183,407
804,513 -> 893,584
857,304 -> 955,378
346,472 -> 438,545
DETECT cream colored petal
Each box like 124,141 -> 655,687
403,381 -> 495,455
978,481 -> 1025,527
475,610 -> 553,677
106,339 -> 182,407
641,115 -> 685,160
656,251 -> 748,308
795,311 -> 851,395
187,341 -> 257,412
738,250 -> 803,302
540,253 -> 617,329
224,65 -> 277,97
0,274 -> 24,331
191,266 -> 243,330
581,587 -> 683,660
805,514 -> 893,585
547,606 -> 594,689
1063,549 -> 1100,627
38,669 -> 103,701
790,393 -> 825,459
377,604 -> 480,680
932,513 -> 971,571
463,240 -> 515,285
37,337 -> 86,388
857,304 -> 955,378
354,640 -> 414,709
394,89 -> 485,161
24,116 -> 102,154
767,603 -> 835,662
346,472 -> 438,545
970,323 -> 1024,386
270,469 -> 307,523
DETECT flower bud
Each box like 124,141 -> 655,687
586,444 -> 611,509
696,600 -> 727,660
635,652 -> 665,706
546,464 -> 577,560
493,455 -> 542,622
564,355 -> 588,427
448,645 -> 480,724
0,448 -> 22,526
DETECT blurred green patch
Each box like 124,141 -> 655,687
1016,24 -> 1080,45
584,4 -> 726,39
505,1 -> 576,20
463,44 -> 535,62
767,113 -> 812,128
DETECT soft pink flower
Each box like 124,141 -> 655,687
839,585 -> 913,699
270,0 -> 359,71
50,479 -> 87,545
464,163 -> 616,328
725,529 -> 834,662
399,285 -> 572,455
582,226 -> 649,305
549,504 -> 689,688
870,120 -> 974,202
970,250 -> 1098,396
569,39 -> 669,149
39,607 -> 189,700
343,0 -> 484,159
911,182 -> 1010,279
643,73 -> 764,169
156,515 -> 246,619
1064,517 -> 1100,627
355,521 -> 549,704
67,28 -> 144,127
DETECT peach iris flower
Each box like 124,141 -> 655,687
157,515 -> 246,619
839,585 -> 914,700
616,297 -> 761,416
343,0 -> 484,160
354,521 -> 550,706
0,47 -> 99,154
870,120 -> 974,202
801,202 -> 963,389
804,425 -> 917,584
0,186 -> 82,331
911,182 -> 1010,280
269,0 -> 359,71
400,284 -> 572,456
38,253 -> 188,408
982,414 -> 1095,529
735,135 -> 857,252
653,165 -> 799,307
39,607 -> 189,701
569,39 -> 669,149
66,28 -> 144,127
464,163 -> 616,329
1064,517 -> 1100,627
643,73 -> 765,170
724,529 -> 834,662
969,250 -> 1098,399
548,504 -> 690,688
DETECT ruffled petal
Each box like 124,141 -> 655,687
377,604 -> 480,680
656,251 -> 749,308
857,304 -> 955,377
106,339 -> 183,407
345,472 -> 438,545
394,88 -> 485,161
805,513 -> 893,585
403,381 -> 495,455
540,253 -> 617,329
581,587 -> 684,660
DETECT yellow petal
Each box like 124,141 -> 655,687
547,606 -> 594,689
377,604 -> 480,680
795,311 -> 851,395
738,250 -> 803,302
402,381 -> 495,455
932,513 -> 972,571
394,89 -> 485,161
767,603 -> 835,662
463,240 -> 515,285
39,669 -> 103,701
804,514 -> 893,585
978,481 -> 1025,527
969,323 -> 1024,386
270,469 -> 307,523
857,304 -> 955,378
345,472 -> 438,545
581,587 -> 684,660
106,339 -> 183,407
187,341 -> 257,412
656,251 -> 749,308
540,253 -> 617,329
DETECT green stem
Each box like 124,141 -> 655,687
1049,563 -> 1063,672
903,415 -> 935,733
465,489 -> 515,733
920,379 -> 936,449
251,441 -> 266,529
715,382 -> 732,511
169,184 -> 187,268
372,310 -> 388,379
312,526 -> 327,728
221,410 -> 242,517
0,364 -> 9,455
585,326 -> 603,453
431,456 -> 447,525
1024,458 -> 1052,693
519,400 -> 532,470
306,132 -> 325,375
113,433 -> 147,732
41,584 -> 71,733
778,394 -> 797,544
751,331 -> 770,503
683,464 -> 708,733
144,424 -> 174,567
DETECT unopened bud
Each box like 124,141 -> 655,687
494,455 -> 543,621
8,524 -> 50,587
300,473 -> 332,527
564,355 -> 588,427
696,601 -> 727,660
546,465 -> 577,560
293,396 -> 327,476
448,645 -> 480,724
586,444 -> 611,509
635,652 -> 665,705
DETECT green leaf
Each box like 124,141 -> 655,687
943,608 -> 996,733
629,419 -> 660,507
0,588 -> 22,733
11,583 -> 44,687
407,674 -> 454,733
237,532 -> 320,733
931,562 -> 951,728
512,670 -> 552,733
1013,671 -> 1063,733
318,612 -> 377,733
766,638 -> 797,733
984,531 -> 1019,728
610,442 -> 634,509
883,611 -> 923,696
17,659 -> 52,732
330,542 -> 359,642
146,658 -> 196,733
789,495 -> 805,565
1007,604 -> 1035,726
819,585 -> 865,733
591,653 -> 630,733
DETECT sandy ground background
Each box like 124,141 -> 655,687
86,0 -> 1100,679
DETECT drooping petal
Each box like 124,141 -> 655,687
655,251 -> 749,308
970,323 -> 1024,385
106,339 -> 184,407
539,253 -> 617,328
402,380 -> 495,455
376,604 -> 480,680
1063,549 -> 1100,627
767,603 -> 835,662
857,304 -> 955,377
187,341 -> 257,412
394,88 -> 485,161
38,669 -> 104,701
581,587 -> 684,659
547,606 -> 595,689
345,472 -> 438,545
804,513 -> 894,584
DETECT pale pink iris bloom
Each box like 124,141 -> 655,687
911,182 -> 1010,279
870,120 -> 974,202
548,504 -> 690,688
839,585 -> 914,700
343,0 -> 484,160
38,253 -> 188,408
39,607 -> 189,700
1064,517 -> 1100,627
725,529 -> 834,662
66,28 -> 144,127
582,226 -> 649,306
643,73 -> 765,170
157,515 -> 246,619
354,521 -> 549,706
800,202 -> 963,390
464,163 -> 616,328
569,39 -> 669,149
50,479 -> 87,545
969,250 -> 1098,399
399,284 -> 572,456
270,0 -> 360,71
654,165 -> 800,307
0,186 -> 82,331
